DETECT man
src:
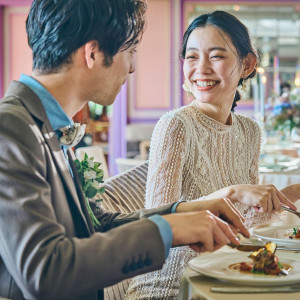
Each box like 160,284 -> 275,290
0,1 -> 254,299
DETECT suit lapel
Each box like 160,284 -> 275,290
67,149 -> 95,233
5,81 -> 92,237
42,117 -> 93,237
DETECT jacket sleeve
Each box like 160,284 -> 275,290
92,201 -> 174,232
0,102 -> 167,300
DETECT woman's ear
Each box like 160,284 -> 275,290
243,53 -> 257,77
84,40 -> 99,69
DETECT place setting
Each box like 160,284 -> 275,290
186,228 -> 300,297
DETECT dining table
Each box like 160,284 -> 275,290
178,245 -> 300,300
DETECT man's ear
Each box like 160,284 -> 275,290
243,53 -> 257,77
84,40 -> 99,69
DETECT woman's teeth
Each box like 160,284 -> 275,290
196,81 -> 217,87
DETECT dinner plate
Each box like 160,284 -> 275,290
252,225 -> 300,249
188,251 -> 300,286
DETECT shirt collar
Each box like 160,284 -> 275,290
19,74 -> 73,132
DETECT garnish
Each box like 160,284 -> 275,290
290,227 -> 300,239
74,153 -> 105,229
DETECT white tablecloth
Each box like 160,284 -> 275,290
179,246 -> 300,300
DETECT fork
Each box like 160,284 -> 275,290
281,205 -> 300,218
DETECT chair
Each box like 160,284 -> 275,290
75,145 -> 110,179
115,157 -> 147,174
98,161 -> 148,213
95,162 -> 148,299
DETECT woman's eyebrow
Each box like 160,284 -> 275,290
209,47 -> 227,52
186,47 -> 198,52
186,46 -> 227,52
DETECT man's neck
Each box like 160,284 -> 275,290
31,71 -> 85,118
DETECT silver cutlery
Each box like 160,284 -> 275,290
229,233 -> 300,252
281,205 -> 300,219
211,286 -> 300,293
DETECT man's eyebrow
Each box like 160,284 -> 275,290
132,39 -> 140,46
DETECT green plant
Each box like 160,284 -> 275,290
74,153 -> 105,229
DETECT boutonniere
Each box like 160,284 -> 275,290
74,153 -> 105,229
60,123 -> 86,148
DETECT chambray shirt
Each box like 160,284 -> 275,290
19,74 -> 175,258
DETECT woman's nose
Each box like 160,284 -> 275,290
196,57 -> 212,74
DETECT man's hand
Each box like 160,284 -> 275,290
162,210 -> 240,252
175,198 -> 249,238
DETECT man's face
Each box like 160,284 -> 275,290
87,42 -> 137,106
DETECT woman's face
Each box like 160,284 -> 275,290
183,25 -> 243,109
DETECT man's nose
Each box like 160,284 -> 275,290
129,60 -> 135,74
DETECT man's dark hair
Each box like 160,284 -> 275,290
26,0 -> 147,74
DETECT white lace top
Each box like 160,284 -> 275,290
125,100 -> 281,299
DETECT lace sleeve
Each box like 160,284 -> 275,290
145,115 -> 187,208
235,119 -> 286,228
249,120 -> 261,185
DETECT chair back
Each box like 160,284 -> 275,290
97,161 -> 148,213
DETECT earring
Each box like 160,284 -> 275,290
182,80 -> 191,92
241,73 -> 247,91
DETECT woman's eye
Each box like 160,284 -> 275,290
185,55 -> 196,59
211,55 -> 224,59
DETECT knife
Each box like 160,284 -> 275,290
228,235 -> 300,252
211,286 -> 300,293
228,234 -> 264,251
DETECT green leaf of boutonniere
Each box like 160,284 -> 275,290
74,154 -> 105,229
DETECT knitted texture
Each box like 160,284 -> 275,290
126,100 -> 283,299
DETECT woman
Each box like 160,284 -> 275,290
125,11 -> 296,299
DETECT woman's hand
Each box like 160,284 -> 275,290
204,184 -> 297,213
175,198 -> 249,238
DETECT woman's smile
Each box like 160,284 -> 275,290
194,80 -> 219,91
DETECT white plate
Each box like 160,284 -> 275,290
252,225 -> 300,249
188,251 -> 300,286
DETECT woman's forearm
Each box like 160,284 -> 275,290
203,185 -> 239,202
281,184 -> 300,203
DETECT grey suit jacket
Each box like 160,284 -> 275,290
0,81 -> 173,300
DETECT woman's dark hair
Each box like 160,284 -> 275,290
26,0 -> 147,74
181,11 -> 259,111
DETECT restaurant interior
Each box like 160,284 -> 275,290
1,1 -> 300,299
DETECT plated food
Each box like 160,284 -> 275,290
289,227 -> 300,239
188,245 -> 300,286
234,242 -> 291,276
252,225 -> 300,249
